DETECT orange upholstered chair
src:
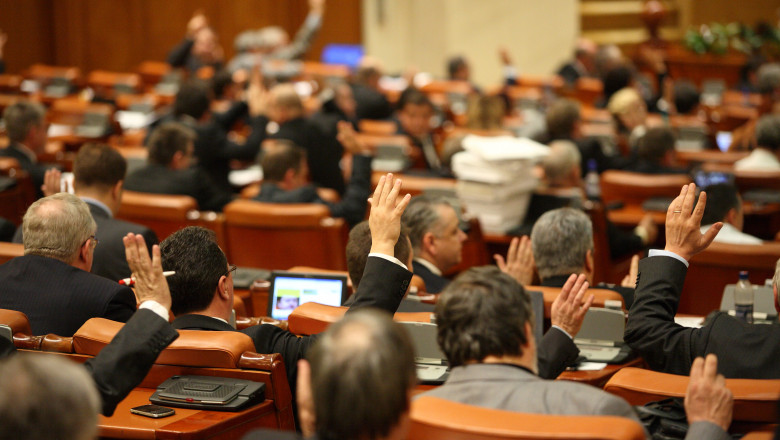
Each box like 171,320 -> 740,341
223,200 -> 348,271
599,170 -> 692,207
287,302 -> 432,336
116,191 -> 200,241
409,396 -> 646,440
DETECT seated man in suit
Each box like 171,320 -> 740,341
699,183 -> 762,245
625,183 -> 780,379
264,83 -> 346,194
161,174 -> 412,402
420,266 -> 732,440
14,143 -> 158,281
395,87 -> 442,172
167,12 -> 223,73
556,38 -> 597,86
734,114 -> 780,171
514,140 -> 655,258
0,193 -> 136,336
243,309 -> 417,440
401,195 -> 467,294
125,122 -> 233,212
0,101 -> 58,196
623,126 -> 688,175
403,194 -> 533,294
0,232 -> 179,418
531,207 -> 636,306
254,131 -> 371,226
351,57 -> 394,121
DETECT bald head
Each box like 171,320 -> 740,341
543,140 -> 581,187
22,193 -> 96,264
268,84 -> 304,122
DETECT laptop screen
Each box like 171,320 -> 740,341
268,271 -> 348,320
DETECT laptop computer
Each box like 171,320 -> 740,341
719,284 -> 777,323
267,271 -> 348,321
573,308 -> 633,364
398,321 -> 449,384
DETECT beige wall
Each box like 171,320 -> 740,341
362,0 -> 579,87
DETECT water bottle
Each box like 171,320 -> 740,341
734,271 -> 753,324
584,159 -> 600,200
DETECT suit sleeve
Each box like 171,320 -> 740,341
209,115 -> 266,162
167,38 -> 194,67
277,12 -> 321,60
83,309 -> 179,416
346,256 -> 411,314
536,327 -> 579,379
0,337 -> 15,358
606,220 -> 644,259
323,154 -> 371,226
103,287 -> 139,323
194,168 -> 234,212
623,257 -> 713,375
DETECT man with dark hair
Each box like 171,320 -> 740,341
0,193 -> 136,336
421,266 -> 732,440
624,126 -> 686,174
395,87 -> 441,171
556,38 -> 597,86
13,143 -> 158,281
161,174 -> 413,403
125,122 -> 233,212
351,57 -> 393,121
734,114 -> 780,171
167,12 -> 223,73
699,184 -> 761,245
447,55 -> 470,81
243,309 -> 417,440
254,124 -> 372,226
674,80 -> 701,115
0,101 -> 58,195
163,76 -> 266,194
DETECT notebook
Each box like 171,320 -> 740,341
573,308 -> 633,364
399,321 -> 450,384
267,271 -> 348,321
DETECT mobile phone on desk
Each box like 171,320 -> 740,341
130,404 -> 175,418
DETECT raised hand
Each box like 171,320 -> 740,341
665,183 -> 722,261
123,233 -> 171,311
186,12 -> 208,38
620,254 -> 639,288
41,168 -> 62,197
336,121 -> 368,155
550,273 -> 594,337
685,354 -> 733,432
494,235 -> 535,286
247,66 -> 268,117
368,174 -> 411,257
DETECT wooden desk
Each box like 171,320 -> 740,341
99,388 -> 278,440
557,358 -> 645,389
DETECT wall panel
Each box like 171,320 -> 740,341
0,0 -> 360,74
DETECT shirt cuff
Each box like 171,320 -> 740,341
648,249 -> 689,268
551,325 -> 573,340
139,301 -> 170,320
368,253 -> 408,270
503,66 -> 518,81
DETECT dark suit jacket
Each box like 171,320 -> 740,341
352,83 -> 393,121
124,163 -> 233,212
541,274 -> 635,309
0,142 -> 54,197
254,154 -> 372,226
412,259 -> 449,294
172,256 -> 411,399
167,38 -> 223,73
12,201 -> 158,281
0,255 -> 136,336
557,62 -> 584,86
625,256 -> 780,378
269,117 -> 345,195
0,308 -> 179,417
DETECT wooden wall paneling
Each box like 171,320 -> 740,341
0,0 -> 55,73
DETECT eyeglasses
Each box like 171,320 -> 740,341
225,264 -> 237,278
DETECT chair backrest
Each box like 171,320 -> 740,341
600,171 -> 692,206
287,302 -> 432,336
0,74 -> 23,93
223,200 -> 348,271
116,190 -> 199,241
359,119 -> 399,136
527,285 -> 625,319
86,70 -> 141,94
680,241 -> 780,315
409,396 -> 646,440
0,160 -> 37,225
0,242 -> 24,265
0,308 -> 31,336
370,172 -> 456,198
26,64 -> 81,85
604,367 -> 780,423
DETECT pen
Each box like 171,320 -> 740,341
118,271 -> 176,286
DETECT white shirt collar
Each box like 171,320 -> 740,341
414,257 -> 442,276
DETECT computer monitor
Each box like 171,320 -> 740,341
267,271 -> 349,320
